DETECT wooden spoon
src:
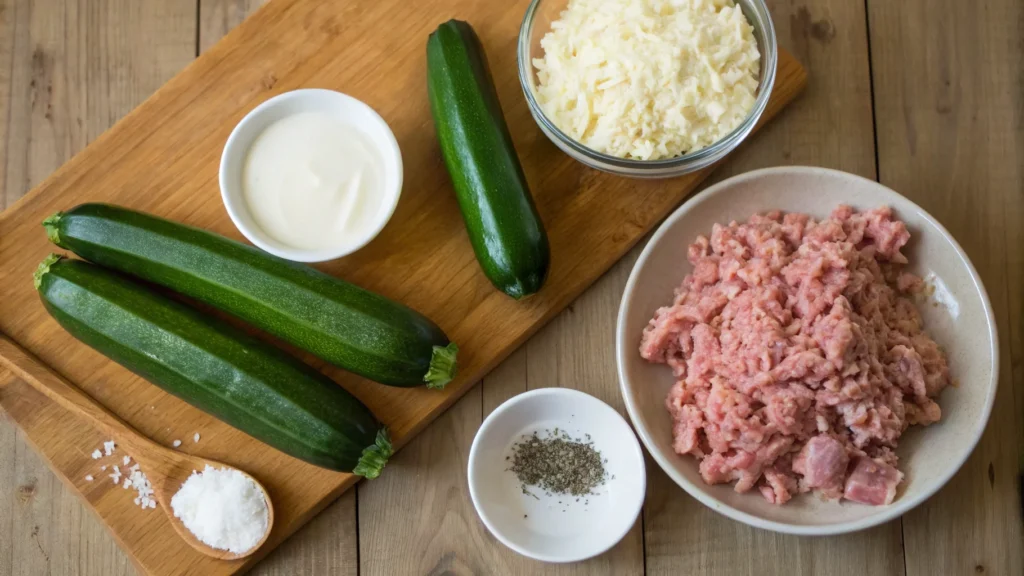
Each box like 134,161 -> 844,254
0,334 -> 274,561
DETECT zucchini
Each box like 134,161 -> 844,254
34,255 -> 391,476
43,203 -> 458,389
427,20 -> 550,299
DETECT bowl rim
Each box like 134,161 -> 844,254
218,88 -> 403,263
467,387 -> 647,562
615,165 -> 999,535
516,0 -> 778,173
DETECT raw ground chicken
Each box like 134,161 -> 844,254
639,206 -> 951,506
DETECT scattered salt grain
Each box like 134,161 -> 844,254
125,467 -> 157,510
103,440 -> 116,456
172,440 -> 182,448
100,465 -> 107,471
109,466 -> 122,484
91,449 -> 102,460
123,478 -> 132,489
85,475 -> 94,482
193,433 -> 200,444
123,455 -> 131,466
171,466 -> 269,554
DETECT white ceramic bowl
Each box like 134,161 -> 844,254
616,166 -> 998,535
468,388 -> 646,562
219,89 -> 403,263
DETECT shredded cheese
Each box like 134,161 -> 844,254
533,0 -> 761,160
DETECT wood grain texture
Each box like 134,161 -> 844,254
198,0 -> 268,54
640,2 -> 904,575
0,0 -> 805,573
867,0 -> 1024,574
0,1 -> 195,574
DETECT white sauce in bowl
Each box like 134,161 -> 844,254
242,111 -> 385,252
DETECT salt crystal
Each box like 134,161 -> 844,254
123,467 -> 156,511
100,465 -> 107,471
172,440 -> 182,448
123,455 -> 131,465
123,478 -> 131,489
171,466 -> 269,554
193,433 -> 200,443
103,441 -> 116,456
91,449 -> 102,460
85,475 -> 94,482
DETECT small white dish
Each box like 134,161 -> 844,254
616,166 -> 998,535
219,89 -> 403,263
468,388 -> 646,563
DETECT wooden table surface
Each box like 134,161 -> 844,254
0,0 -> 1021,574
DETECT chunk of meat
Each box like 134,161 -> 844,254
792,435 -> 849,489
843,457 -> 903,505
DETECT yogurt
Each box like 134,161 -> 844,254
242,111 -> 385,252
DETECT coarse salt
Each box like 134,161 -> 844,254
91,449 -> 102,460
85,475 -> 94,482
125,467 -> 157,510
193,433 -> 200,444
172,440 -> 182,448
123,455 -> 131,466
103,440 -> 116,456
171,466 -> 269,554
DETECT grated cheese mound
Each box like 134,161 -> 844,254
533,0 -> 761,160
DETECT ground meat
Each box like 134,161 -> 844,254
640,206 -> 951,506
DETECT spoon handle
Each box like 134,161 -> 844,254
0,334 -> 150,455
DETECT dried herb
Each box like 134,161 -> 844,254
508,429 -> 607,497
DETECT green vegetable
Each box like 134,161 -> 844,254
427,19 -> 550,299
35,255 -> 391,476
43,204 -> 458,389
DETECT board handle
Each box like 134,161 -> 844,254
0,334 -> 150,456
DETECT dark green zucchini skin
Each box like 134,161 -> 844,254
44,203 -> 457,389
35,256 -> 391,476
427,19 -> 550,299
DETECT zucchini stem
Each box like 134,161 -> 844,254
424,342 -> 459,390
353,428 -> 393,479
34,254 -> 63,290
42,212 -> 66,247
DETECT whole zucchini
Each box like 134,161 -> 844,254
43,203 -> 458,389
427,19 -> 550,299
35,255 -> 391,476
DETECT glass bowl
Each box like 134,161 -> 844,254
517,0 -> 778,178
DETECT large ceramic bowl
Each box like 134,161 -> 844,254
616,166 -> 998,535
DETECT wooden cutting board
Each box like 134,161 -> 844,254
0,0 -> 806,573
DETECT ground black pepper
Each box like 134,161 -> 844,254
508,429 -> 607,497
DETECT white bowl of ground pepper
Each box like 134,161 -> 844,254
468,388 -> 646,563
